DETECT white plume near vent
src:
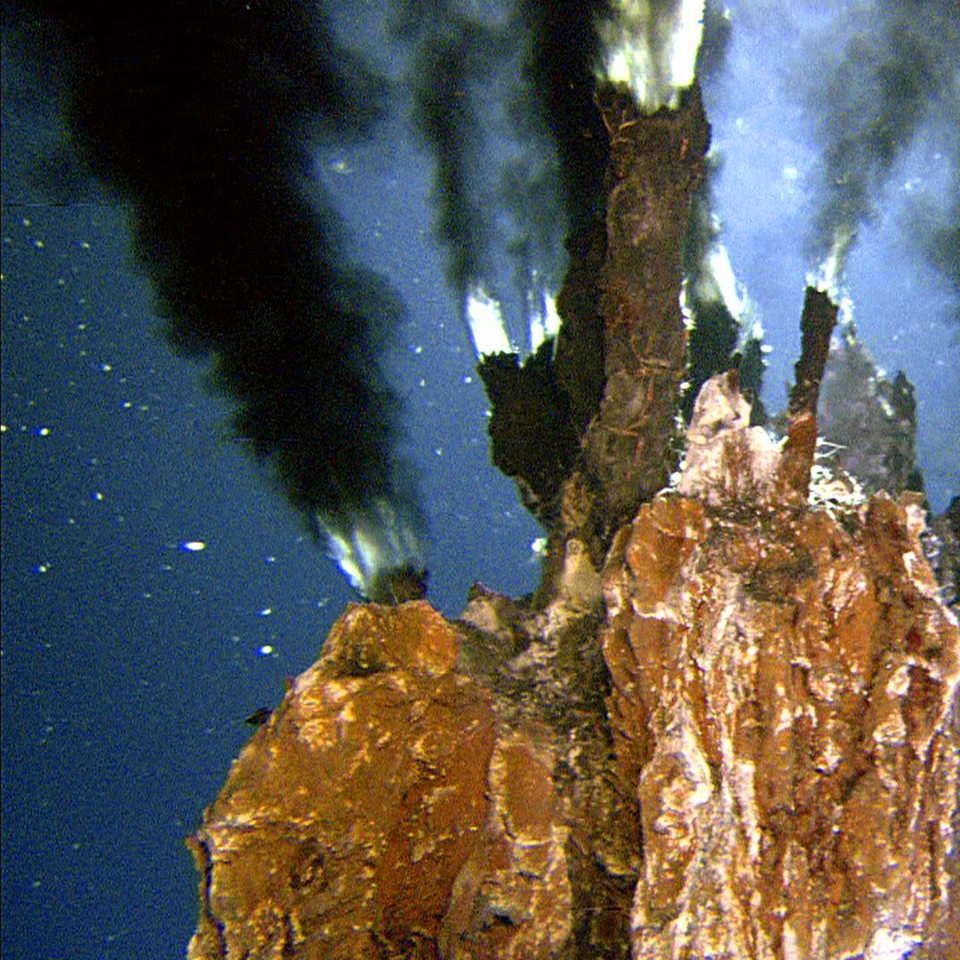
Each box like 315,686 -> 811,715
316,500 -> 424,599
527,285 -> 562,354
808,223 -> 856,303
465,284 -> 514,357
597,0 -> 706,111
465,281 -> 560,359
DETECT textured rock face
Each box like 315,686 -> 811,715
187,603 -> 580,959
603,492 -> 958,958
600,374 -> 959,958
185,64 -> 959,952
580,83 -> 710,531
187,402 -> 959,958
818,324 -> 920,497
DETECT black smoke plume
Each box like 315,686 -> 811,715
680,0 -> 765,424
800,0 -> 959,281
681,164 -> 766,424
17,0 -> 426,599
391,0 -> 608,350
906,156 -> 960,328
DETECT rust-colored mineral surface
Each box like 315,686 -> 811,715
603,490 -> 958,958
186,63 -> 958,958
187,602 -> 583,959
188,378 -> 959,959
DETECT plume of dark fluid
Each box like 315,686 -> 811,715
681,161 -> 766,424
25,0 -> 426,597
391,0 -> 608,349
680,0 -> 766,423
905,138 -> 960,329
801,0 -> 959,277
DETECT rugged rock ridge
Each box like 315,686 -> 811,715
187,375 -> 959,958
186,75 -> 959,959
603,386 -> 959,957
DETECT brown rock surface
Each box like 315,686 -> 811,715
602,386 -> 959,958
188,380 -> 959,958
185,62 -> 959,958
187,602 -> 594,959
188,603 -> 497,958
580,83 -> 710,533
